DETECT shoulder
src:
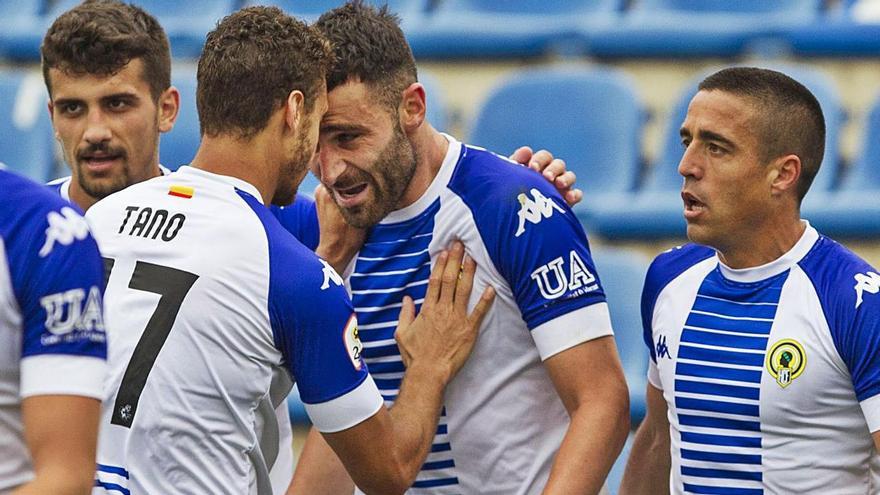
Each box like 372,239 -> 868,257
448,144 -> 560,206
644,243 -> 716,303
0,171 -> 86,241
270,195 -> 319,251
798,235 -> 878,312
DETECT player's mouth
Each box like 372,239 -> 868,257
80,152 -> 124,173
331,182 -> 369,208
682,191 -> 706,220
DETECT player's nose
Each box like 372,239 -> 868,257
82,110 -> 112,144
678,145 -> 703,180
317,147 -> 346,187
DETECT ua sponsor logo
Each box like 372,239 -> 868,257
39,206 -> 90,257
319,258 -> 344,290
530,250 -> 598,300
39,286 -> 105,336
515,188 -> 565,237
854,271 -> 880,308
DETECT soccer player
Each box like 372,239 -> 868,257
84,7 -> 497,494
0,169 -> 107,495
619,67 -> 880,495
291,4 -> 631,494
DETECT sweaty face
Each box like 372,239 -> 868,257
317,81 -> 417,229
273,89 -> 328,207
678,90 -> 776,252
49,59 -> 162,201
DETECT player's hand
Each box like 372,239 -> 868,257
395,241 -> 495,382
314,184 -> 366,274
509,146 -> 583,207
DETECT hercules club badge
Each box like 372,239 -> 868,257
766,339 -> 806,388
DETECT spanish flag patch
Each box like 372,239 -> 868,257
168,185 -> 194,199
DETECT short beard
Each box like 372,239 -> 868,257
337,127 -> 417,229
74,159 -> 131,200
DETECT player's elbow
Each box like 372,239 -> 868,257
355,462 -> 411,495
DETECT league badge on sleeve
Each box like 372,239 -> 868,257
766,339 -> 806,388
342,314 -> 363,371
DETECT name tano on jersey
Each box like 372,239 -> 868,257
117,206 -> 186,242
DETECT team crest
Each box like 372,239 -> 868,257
766,339 -> 806,388
343,314 -> 363,371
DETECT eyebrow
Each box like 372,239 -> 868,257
319,122 -> 365,134
53,91 -> 140,106
679,127 -> 737,150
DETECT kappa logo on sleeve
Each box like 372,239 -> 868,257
530,250 -> 598,300
515,188 -> 565,237
39,207 -> 90,257
854,271 -> 880,308
319,258 -> 344,290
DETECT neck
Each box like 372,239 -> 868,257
190,132 -> 278,204
395,124 -> 449,209
716,216 -> 806,269
69,163 -> 163,212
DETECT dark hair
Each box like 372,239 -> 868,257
41,0 -> 171,101
699,67 -> 826,202
315,1 -> 418,110
197,6 -> 332,139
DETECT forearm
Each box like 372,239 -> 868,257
619,418 -> 670,495
385,362 -> 449,484
288,427 -> 354,495
12,468 -> 94,495
543,399 -> 630,495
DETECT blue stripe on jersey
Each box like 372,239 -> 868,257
682,483 -> 763,495
350,199 -> 458,489
94,481 -> 130,495
97,464 -> 130,478
673,268 -> 789,494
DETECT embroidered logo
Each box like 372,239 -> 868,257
319,259 -> 344,290
854,271 -> 880,309
656,335 -> 671,360
342,314 -> 363,371
515,188 -> 565,237
766,339 -> 806,388
39,207 -> 90,257
530,250 -> 598,300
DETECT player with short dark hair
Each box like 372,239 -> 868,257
86,6 -> 495,494
290,3 -> 630,494
620,67 -> 880,495
0,169 -> 107,495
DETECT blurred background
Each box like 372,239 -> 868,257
3,1 -> 879,492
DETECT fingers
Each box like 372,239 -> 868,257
439,242 -> 465,306
453,253 -> 477,309
552,169 -> 575,188
509,146 -> 534,167
530,150 -> 555,173
564,188 -> 583,207
424,250 -> 448,309
467,286 -> 496,328
396,295 -> 415,335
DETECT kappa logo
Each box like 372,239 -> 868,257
39,207 -> 90,257
854,271 -> 880,309
39,286 -> 104,335
515,188 -> 565,237
656,335 -> 671,360
530,250 -> 598,300
319,258 -> 344,290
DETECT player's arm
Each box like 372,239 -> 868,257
14,396 -> 101,495
619,383 -> 671,495
540,334 -> 629,495
289,242 -> 494,494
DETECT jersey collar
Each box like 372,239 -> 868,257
174,165 -> 264,204
717,220 -> 819,283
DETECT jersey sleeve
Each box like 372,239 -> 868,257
270,195 -> 320,251
800,238 -> 880,432
256,200 -> 380,433
2,179 -> 107,400
448,149 -> 609,360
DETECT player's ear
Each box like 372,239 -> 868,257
285,90 -> 304,132
158,86 -> 180,134
770,154 -> 801,197
400,82 -> 426,132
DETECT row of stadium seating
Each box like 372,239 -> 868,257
1,0 -> 879,60
5,61 -> 878,240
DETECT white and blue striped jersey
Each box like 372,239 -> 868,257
85,166 -> 382,495
0,170 -> 107,493
346,136 -> 614,494
643,223 -> 880,494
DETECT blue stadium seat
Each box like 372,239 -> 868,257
804,93 -> 880,237
786,0 -> 880,57
412,0 -> 621,59
590,0 -> 822,58
48,0 -> 237,58
246,0 -> 427,27
591,248 -> 651,424
0,0 -> 45,60
469,66 -> 642,203
587,64 -> 844,240
0,70 -> 55,182
161,69 -> 200,171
